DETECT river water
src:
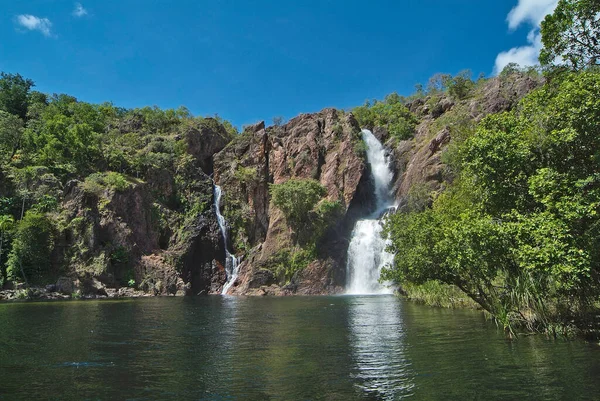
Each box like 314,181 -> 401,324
1,296 -> 599,400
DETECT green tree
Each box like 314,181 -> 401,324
270,179 -> 327,229
0,215 -> 14,285
7,212 -> 54,284
447,70 -> 475,100
540,0 -> 600,69
0,72 -> 34,120
0,111 -> 24,163
384,71 -> 600,333
353,100 -> 417,140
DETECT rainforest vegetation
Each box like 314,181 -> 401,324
0,76 -> 236,287
381,0 -> 600,336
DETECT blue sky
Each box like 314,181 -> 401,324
1,0 -> 557,128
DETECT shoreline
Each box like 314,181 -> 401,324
0,286 -> 158,303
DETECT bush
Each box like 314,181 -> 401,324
353,101 -> 417,141
270,179 -> 327,229
268,245 -> 316,284
83,172 -> 133,194
7,212 -> 54,283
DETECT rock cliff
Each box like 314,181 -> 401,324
214,108 -> 371,295
0,73 -> 542,301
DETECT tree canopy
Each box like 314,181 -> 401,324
540,0 -> 600,69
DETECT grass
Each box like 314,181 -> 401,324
400,280 -> 479,309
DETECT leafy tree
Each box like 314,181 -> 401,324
0,72 -> 34,120
0,215 -> 15,285
384,71 -> 600,333
447,70 -> 475,100
0,111 -> 24,163
270,179 -> 326,229
353,100 -> 417,140
427,73 -> 452,93
7,212 -> 54,284
540,0 -> 600,69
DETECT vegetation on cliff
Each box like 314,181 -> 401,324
382,0 -> 600,336
0,76 -> 235,291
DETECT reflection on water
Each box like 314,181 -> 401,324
1,296 -> 600,400
348,295 -> 414,399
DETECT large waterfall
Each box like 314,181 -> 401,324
346,129 -> 395,295
214,185 -> 240,295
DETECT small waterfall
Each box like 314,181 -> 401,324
346,129 -> 395,295
214,185 -> 240,295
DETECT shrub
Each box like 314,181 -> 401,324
7,212 -> 54,283
270,179 -> 326,229
353,101 -> 417,141
83,172 -> 133,194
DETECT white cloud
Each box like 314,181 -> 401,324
493,0 -> 559,74
494,30 -> 542,74
16,14 -> 53,37
507,0 -> 559,30
72,3 -> 88,17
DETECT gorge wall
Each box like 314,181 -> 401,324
0,72 -> 541,300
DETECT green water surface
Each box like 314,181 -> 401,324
1,295 -> 599,400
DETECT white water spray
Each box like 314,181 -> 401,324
214,185 -> 240,294
346,129 -> 395,295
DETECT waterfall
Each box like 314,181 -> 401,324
214,185 -> 240,295
346,129 -> 395,295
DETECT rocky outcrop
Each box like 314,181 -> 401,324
45,121 -> 231,298
391,73 -> 542,206
214,108 -> 368,295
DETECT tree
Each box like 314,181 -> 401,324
427,73 -> 452,94
0,111 -> 24,163
540,0 -> 600,70
270,179 -> 326,230
447,70 -> 475,100
384,71 -> 600,333
0,215 -> 14,285
0,72 -> 34,120
272,116 -> 284,126
7,212 -> 54,284
352,99 -> 417,140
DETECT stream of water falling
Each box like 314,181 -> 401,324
346,129 -> 396,294
214,185 -> 239,294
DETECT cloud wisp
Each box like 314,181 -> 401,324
16,14 -> 53,37
493,0 -> 558,74
72,3 -> 88,18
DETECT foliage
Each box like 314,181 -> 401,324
400,281 -> 479,309
268,245 -> 317,284
0,111 -> 24,163
353,98 -> 418,141
270,179 -> 327,229
384,70 -> 600,334
233,165 -> 257,184
426,70 -> 475,100
0,72 -> 34,120
0,215 -> 15,285
83,172 -> 133,195
540,0 -> 600,70
0,70 -> 237,286
447,70 -> 476,100
7,212 -> 54,283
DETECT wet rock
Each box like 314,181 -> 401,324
56,277 -> 74,294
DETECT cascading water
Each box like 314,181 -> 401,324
214,185 -> 240,295
346,129 -> 396,295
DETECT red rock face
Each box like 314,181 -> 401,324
213,73 -> 541,296
392,73 -> 542,205
213,108 -> 367,295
